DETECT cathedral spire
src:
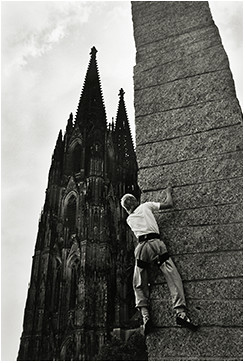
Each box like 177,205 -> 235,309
75,47 -> 107,134
114,88 -> 136,165
66,113 -> 73,134
47,129 -> 63,196
52,130 -> 63,161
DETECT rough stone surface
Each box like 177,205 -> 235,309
142,178 -> 242,209
156,203 -> 242,227
136,125 -> 242,167
132,1 -> 242,361
135,25 -> 222,71
151,251 -> 243,282
138,152 -> 242,190
133,2 -> 214,44
135,44 -> 229,90
135,99 -> 242,145
146,328 -> 243,360
151,278 -> 243,300
134,69 -> 236,116
157,223 -> 242,254
150,299 -> 242,327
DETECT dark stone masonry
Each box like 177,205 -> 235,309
132,1 -> 242,360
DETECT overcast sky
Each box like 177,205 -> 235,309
1,1 -> 243,361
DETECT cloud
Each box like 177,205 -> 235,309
2,2 -> 92,75
47,24 -> 65,43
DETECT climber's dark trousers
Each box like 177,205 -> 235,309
133,238 -> 186,314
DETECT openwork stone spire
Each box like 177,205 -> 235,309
114,88 -> 136,166
75,47 -> 106,134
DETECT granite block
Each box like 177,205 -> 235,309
136,125 -> 242,168
148,251 -> 242,283
151,278 -> 243,300
135,98 -> 242,145
150,299 -> 242,327
132,2 -> 211,27
146,327 -> 243,359
157,223 -> 242,255
134,70 -> 236,116
135,44 -> 229,90
155,203 -> 242,228
171,251 -> 242,281
135,25 -> 221,70
138,152 -> 242,190
133,2 -> 213,45
147,357 -> 242,361
141,177 -> 242,209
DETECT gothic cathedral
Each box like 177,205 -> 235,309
17,47 -> 140,361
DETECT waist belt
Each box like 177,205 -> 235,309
137,252 -> 170,269
138,233 -> 160,243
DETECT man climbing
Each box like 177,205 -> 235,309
121,187 -> 198,335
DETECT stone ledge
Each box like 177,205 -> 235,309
141,178 -> 242,210
138,152 -> 242,190
135,25 -> 221,69
153,203 -> 242,227
151,278 -> 243,300
135,44 -> 229,90
146,327 -> 243,359
147,357 -> 242,361
134,70 -> 236,116
132,1 -> 211,28
158,223 -> 242,255
150,298 -> 242,327
133,3 -> 213,45
147,251 -> 242,283
135,98 -> 242,145
136,125 -> 242,168
171,251 -> 242,281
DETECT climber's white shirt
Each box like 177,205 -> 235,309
127,202 -> 160,238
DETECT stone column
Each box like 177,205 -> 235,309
132,1 -> 242,360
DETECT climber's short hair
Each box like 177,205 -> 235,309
121,194 -> 138,214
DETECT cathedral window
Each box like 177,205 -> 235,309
65,195 -> 77,234
53,263 -> 61,312
73,144 -> 82,173
69,259 -> 79,309
90,143 -> 103,175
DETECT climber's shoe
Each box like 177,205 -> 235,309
176,312 -> 199,332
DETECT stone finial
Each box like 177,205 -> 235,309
119,88 -> 125,99
90,46 -> 98,58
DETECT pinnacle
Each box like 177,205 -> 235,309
57,129 -> 63,142
119,88 -> 125,99
90,46 -> 97,58
75,47 -> 107,128
65,113 -> 74,134
114,88 -> 136,159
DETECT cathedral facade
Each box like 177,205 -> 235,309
17,47 -> 140,361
